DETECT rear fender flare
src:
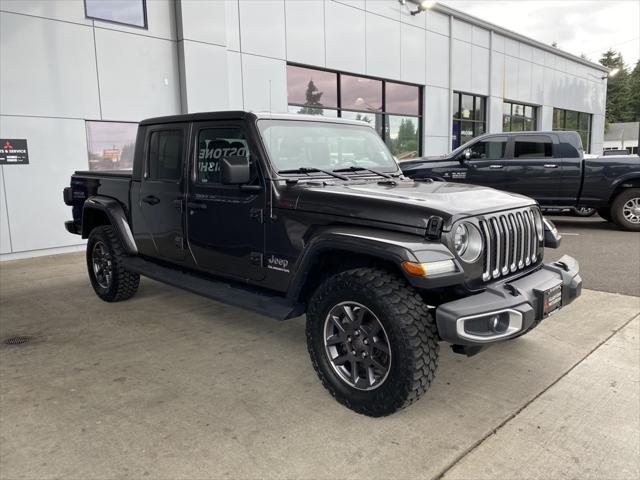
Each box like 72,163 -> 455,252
81,196 -> 137,255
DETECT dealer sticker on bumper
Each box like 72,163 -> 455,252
542,283 -> 563,317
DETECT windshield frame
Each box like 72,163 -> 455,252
255,118 -> 401,180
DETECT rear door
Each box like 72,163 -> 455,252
138,124 -> 188,262
185,121 -> 266,281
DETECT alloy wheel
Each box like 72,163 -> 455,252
622,197 -> 640,224
323,301 -> 392,390
92,241 -> 113,288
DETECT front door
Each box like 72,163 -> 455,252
463,136 -> 511,190
186,122 -> 266,281
138,124 -> 188,262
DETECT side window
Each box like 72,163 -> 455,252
196,128 -> 251,184
148,130 -> 183,181
470,140 -> 507,160
514,136 -> 553,158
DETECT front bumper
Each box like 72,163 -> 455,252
436,255 -> 582,346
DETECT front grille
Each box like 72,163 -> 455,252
479,207 -> 542,282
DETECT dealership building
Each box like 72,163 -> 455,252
0,0 -> 609,259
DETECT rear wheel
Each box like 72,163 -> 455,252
611,189 -> 640,232
306,268 -> 439,417
87,226 -> 140,302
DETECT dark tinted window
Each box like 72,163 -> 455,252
385,82 -> 419,115
148,130 -> 183,181
196,128 -> 250,185
286,65 -> 337,109
514,137 -> 553,158
85,0 -> 146,28
470,139 -> 507,160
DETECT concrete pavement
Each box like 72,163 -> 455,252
1,253 -> 639,480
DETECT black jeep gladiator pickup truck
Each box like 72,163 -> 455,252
400,131 -> 640,231
64,112 -> 581,416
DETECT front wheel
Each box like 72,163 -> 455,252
611,189 -> 640,232
306,268 -> 439,417
87,226 -> 140,302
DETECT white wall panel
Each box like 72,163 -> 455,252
472,25 -> 490,48
400,2 -> 426,28
227,51 -> 244,110
0,0 -> 91,24
241,54 -> 287,112
471,45 -> 489,95
425,10 -> 449,36
177,0 -> 226,45
492,33 -> 505,53
451,40 -> 471,93
544,50 -> 556,68
491,52 -> 505,98
0,13 -> 100,119
591,114 -> 605,153
504,38 -> 519,57
365,0 -> 400,20
180,41 -> 229,113
519,43 -> 533,62
366,13 -> 401,79
285,0 -> 325,66
95,29 -> 180,121
333,0 -> 365,9
239,0 -> 286,59
401,23 -> 426,85
503,55 -> 518,100
487,96 -> 503,133
451,18 -> 471,43
226,0 -> 241,51
0,116 -> 87,253
517,59 -> 532,102
93,0 -> 177,41
426,31 -> 449,88
325,1 -> 366,74
532,47 -> 545,66
530,63 -> 544,105
539,105 -> 553,131
423,136 -> 449,156
0,167 -> 11,254
424,87 -> 449,137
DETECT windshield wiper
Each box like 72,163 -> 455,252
332,166 -> 395,179
278,167 -> 349,181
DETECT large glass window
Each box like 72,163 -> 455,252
86,121 -> 138,171
286,65 -> 422,159
503,101 -> 538,132
452,92 -> 486,149
468,138 -> 508,160
196,128 -> 251,185
85,0 -> 147,28
553,108 -> 592,153
513,135 -> 553,158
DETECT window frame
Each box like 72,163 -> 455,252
285,63 -> 423,158
503,100 -> 539,132
84,0 -> 148,29
552,108 -> 592,153
512,134 -> 554,159
452,91 -> 487,150
144,127 -> 186,183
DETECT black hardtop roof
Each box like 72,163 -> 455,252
139,111 -> 372,127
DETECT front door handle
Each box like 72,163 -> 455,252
186,201 -> 207,210
142,195 -> 160,205
544,164 -> 558,168
489,164 -> 503,169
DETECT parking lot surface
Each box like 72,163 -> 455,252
1,232 -> 639,479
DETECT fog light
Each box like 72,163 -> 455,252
456,309 -> 523,342
488,313 -> 509,333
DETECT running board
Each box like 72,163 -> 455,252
121,256 -> 301,320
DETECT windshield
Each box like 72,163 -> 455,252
258,119 -> 399,174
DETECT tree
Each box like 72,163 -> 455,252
390,118 -> 418,157
599,49 -> 632,123
297,80 -> 324,115
628,61 -> 640,122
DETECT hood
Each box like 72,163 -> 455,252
279,179 -> 536,231
400,155 -> 452,171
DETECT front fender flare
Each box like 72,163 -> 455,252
286,226 -> 463,302
82,196 -> 137,255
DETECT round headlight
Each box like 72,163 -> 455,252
533,209 -> 544,240
454,222 -> 483,262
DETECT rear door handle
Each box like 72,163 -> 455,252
186,201 -> 207,210
142,195 -> 160,205
489,164 -> 503,169
544,164 -> 558,168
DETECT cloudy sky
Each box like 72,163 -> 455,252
441,0 -> 640,68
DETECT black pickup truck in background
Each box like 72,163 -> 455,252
64,112 -> 580,416
401,131 -> 640,231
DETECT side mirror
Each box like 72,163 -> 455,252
460,148 -> 472,162
221,156 -> 251,185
